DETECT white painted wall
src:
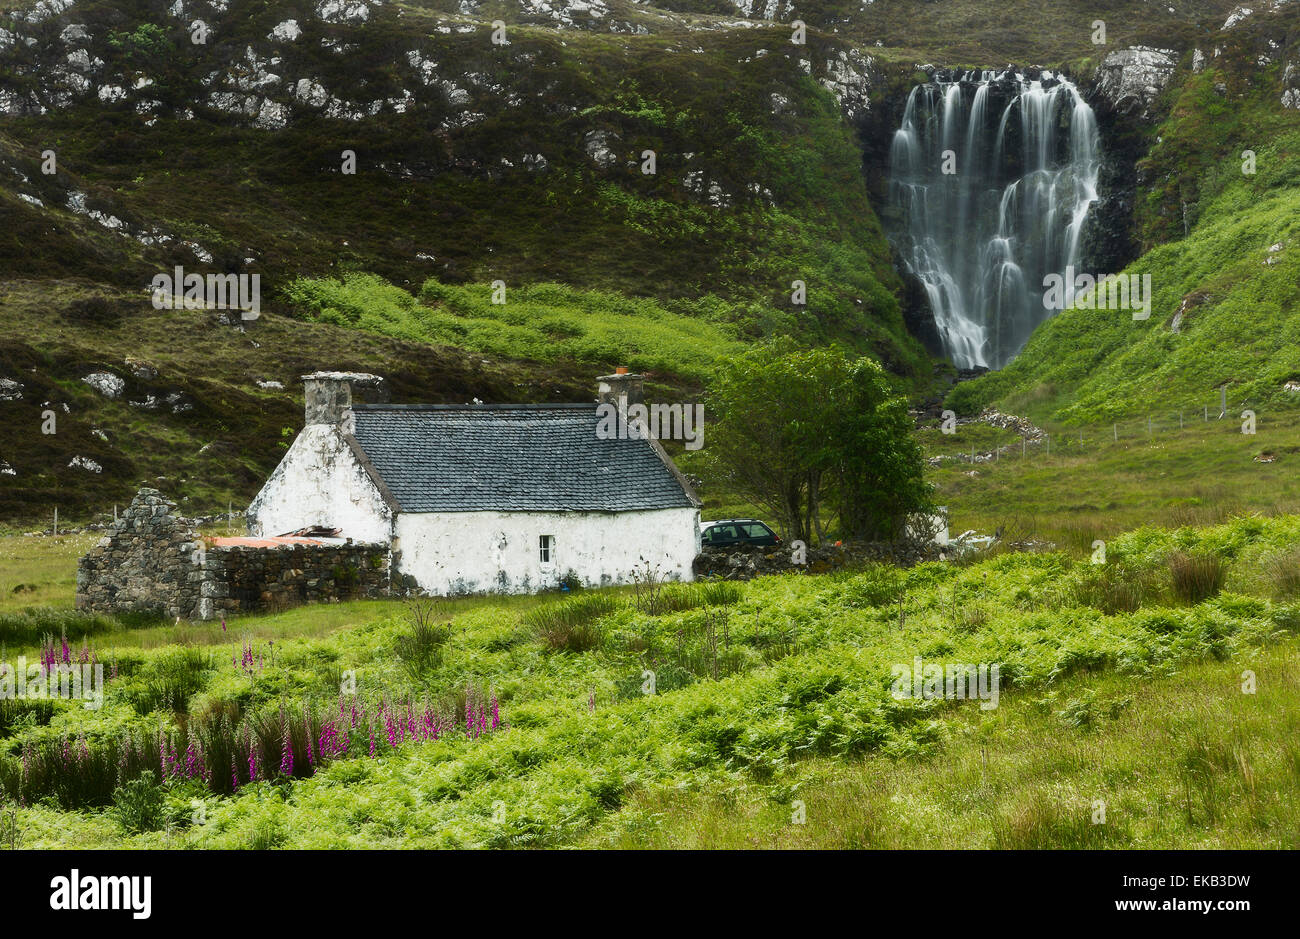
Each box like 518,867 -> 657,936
394,507 -> 700,595
246,424 -> 393,542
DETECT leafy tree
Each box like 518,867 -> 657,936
703,337 -> 931,543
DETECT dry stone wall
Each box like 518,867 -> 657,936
199,541 -> 389,618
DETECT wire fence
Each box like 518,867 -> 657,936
932,394 -> 1276,466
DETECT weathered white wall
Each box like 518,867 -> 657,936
247,424 -> 392,542
394,507 -> 700,595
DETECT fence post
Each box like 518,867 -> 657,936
1113,423 -> 1117,442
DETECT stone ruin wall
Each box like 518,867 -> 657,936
77,488 -> 389,620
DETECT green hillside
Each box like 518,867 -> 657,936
0,0 -> 1298,524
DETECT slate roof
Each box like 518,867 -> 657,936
348,404 -> 697,514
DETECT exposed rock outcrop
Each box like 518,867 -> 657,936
1093,46 -> 1178,120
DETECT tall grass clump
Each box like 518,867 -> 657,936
1168,551 -> 1226,605
524,594 -> 621,653
394,598 -> 452,678
699,580 -> 744,607
1070,562 -> 1159,615
1260,544 -> 1300,598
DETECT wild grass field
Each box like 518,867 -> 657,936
591,644 -> 1300,849
1,512 -> 1297,849
920,405 -> 1300,553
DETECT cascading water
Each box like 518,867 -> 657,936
887,70 -> 1100,369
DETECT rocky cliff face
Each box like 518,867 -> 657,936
0,1 -> 882,132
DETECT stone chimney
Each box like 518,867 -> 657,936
302,372 -> 386,425
596,366 -> 644,407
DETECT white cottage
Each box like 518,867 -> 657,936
247,371 -> 701,595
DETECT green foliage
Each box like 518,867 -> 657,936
111,771 -> 166,835
123,647 -> 213,715
106,24 -> 172,65
704,337 -> 932,541
4,510 -> 1300,846
285,274 -> 744,380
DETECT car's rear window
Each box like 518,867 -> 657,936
704,524 -> 739,542
741,523 -> 771,538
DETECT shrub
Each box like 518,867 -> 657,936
1169,552 -> 1226,605
111,771 -> 165,834
63,295 -> 127,326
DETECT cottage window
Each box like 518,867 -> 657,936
539,535 -> 555,564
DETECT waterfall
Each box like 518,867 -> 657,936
887,70 -> 1100,369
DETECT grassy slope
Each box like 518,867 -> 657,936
0,1 -> 923,350
2,513 -> 1298,847
282,273 -> 746,379
0,279 -> 619,526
